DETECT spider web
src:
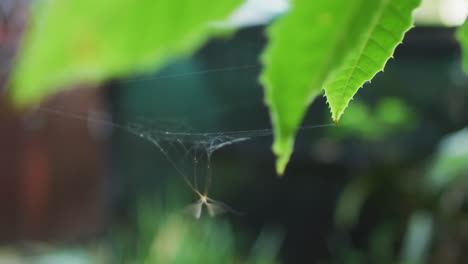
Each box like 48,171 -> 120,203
39,105 -> 333,201
34,58 -> 335,216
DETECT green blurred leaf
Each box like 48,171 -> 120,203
330,97 -> 417,141
11,0 -> 242,105
369,224 -> 396,264
260,0 -> 421,174
427,127 -> 468,192
374,97 -> 414,127
457,19 -> 468,73
248,226 -> 283,264
400,211 -> 432,264
335,175 -> 372,229
337,101 -> 383,140
324,0 -> 420,122
144,216 -> 236,264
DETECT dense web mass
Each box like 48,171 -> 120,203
126,121 -> 251,157
124,116 -> 253,198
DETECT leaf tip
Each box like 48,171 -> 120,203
272,133 -> 295,177
331,110 -> 342,124
276,154 -> 290,178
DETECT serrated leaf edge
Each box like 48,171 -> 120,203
324,0 -> 418,123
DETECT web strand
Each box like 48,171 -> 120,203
119,64 -> 261,84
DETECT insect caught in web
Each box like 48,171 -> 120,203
182,154 -> 243,219
184,189 -> 243,219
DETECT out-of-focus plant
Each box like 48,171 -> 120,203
397,127 -> 468,264
328,97 -> 417,141
330,126 -> 468,264
0,204 -> 282,264
400,211 -> 433,264
114,201 -> 282,264
10,0 -> 242,105
426,127 -> 468,192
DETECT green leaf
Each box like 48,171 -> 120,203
457,18 -> 468,73
11,0 -> 242,105
324,0 -> 420,122
261,0 -> 420,174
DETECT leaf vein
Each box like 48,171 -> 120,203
331,0 -> 392,119
375,24 -> 401,42
387,2 -> 407,22
369,37 -> 388,53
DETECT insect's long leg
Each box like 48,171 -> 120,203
193,155 -> 199,197
204,153 -> 212,196
144,136 -> 204,198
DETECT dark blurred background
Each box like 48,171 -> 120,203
1,0 -> 468,263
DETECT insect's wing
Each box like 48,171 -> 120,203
184,200 -> 203,219
206,197 -> 244,216
206,202 -> 227,217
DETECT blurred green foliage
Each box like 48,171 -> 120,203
0,204 -> 282,264
400,211 -> 432,264
11,0 -> 241,105
427,127 -> 468,192
329,97 -> 417,140
113,198 -> 282,264
331,123 -> 468,264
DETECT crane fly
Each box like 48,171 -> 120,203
184,189 -> 243,219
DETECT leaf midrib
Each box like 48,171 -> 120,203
336,0 -> 393,120
314,0 -> 369,101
